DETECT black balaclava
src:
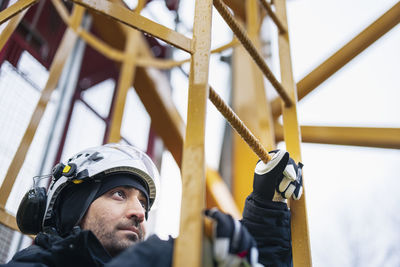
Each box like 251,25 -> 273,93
55,173 -> 150,236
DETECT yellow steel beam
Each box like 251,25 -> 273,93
51,0 -> 70,23
258,0 -> 287,33
232,0 -> 275,211
210,38 -> 239,54
223,0 -> 246,21
71,0 -> 193,53
88,3 -> 126,53
232,45 -> 259,211
173,0 -> 213,266
136,38 -> 239,69
51,0 -> 125,62
0,5 -> 84,208
246,0 -> 276,151
0,207 -> 18,232
0,0 -> 38,25
0,8 -> 27,50
134,36 -> 185,165
206,168 -> 241,219
76,27 -> 125,61
275,1 -> 312,266
272,1 -> 400,119
108,28 -> 140,143
275,125 -> 400,149
134,67 -> 185,165
136,57 -> 189,70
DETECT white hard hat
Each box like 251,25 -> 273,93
41,143 -> 160,234
63,143 -> 159,206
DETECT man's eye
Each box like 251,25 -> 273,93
139,200 -> 147,209
112,190 -> 125,199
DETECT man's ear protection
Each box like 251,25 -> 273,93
16,186 -> 47,235
16,163 -> 77,235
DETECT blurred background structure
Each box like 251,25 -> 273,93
0,0 -> 399,266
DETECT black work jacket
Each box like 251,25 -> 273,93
241,196 -> 292,267
3,198 -> 291,267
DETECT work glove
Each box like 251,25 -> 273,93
252,149 -> 303,203
204,208 -> 261,267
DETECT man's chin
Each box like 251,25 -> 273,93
105,238 -> 138,256
118,230 -> 142,243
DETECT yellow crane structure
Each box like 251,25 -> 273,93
0,0 -> 399,266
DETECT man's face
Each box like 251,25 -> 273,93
80,186 -> 147,256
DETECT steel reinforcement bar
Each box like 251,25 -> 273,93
213,0 -> 293,107
209,86 -> 271,163
258,0 -> 287,33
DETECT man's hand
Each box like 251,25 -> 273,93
204,208 -> 260,267
252,150 -> 303,203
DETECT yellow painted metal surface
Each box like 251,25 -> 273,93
69,3 -> 85,29
71,0 -> 193,53
0,8 -> 27,50
51,0 -> 125,62
134,36 -> 185,165
275,0 -> 312,266
275,125 -> 400,149
173,0 -> 213,266
210,38 -> 239,54
258,0 -> 287,33
136,57 -> 190,69
0,207 -> 18,232
245,0 -> 275,150
206,169 -> 241,219
76,28 -> 125,61
232,45 -> 259,212
223,0 -> 246,21
0,5 -> 84,208
136,39 -> 238,69
232,0 -> 275,211
272,1 -> 400,120
50,0 -> 70,23
108,29 -> 140,143
0,0 -> 38,25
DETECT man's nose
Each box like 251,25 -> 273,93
126,197 -> 145,223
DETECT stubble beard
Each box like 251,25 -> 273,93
94,221 -> 145,257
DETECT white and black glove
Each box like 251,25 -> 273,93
204,208 -> 261,267
252,150 -> 303,203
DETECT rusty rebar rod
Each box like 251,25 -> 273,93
258,0 -> 287,33
213,0 -> 293,107
209,86 -> 271,163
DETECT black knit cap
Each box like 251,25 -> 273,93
56,173 -> 150,236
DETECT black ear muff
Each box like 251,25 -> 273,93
52,163 -> 65,180
16,187 -> 47,235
